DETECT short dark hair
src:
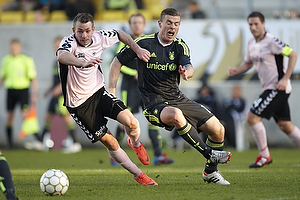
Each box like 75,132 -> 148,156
160,8 -> 181,21
128,12 -> 145,24
73,13 -> 94,27
248,11 -> 265,23
10,38 -> 20,44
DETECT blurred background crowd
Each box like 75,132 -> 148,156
0,0 -> 299,23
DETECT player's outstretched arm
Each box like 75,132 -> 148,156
117,30 -> 150,62
228,62 -> 253,76
57,50 -> 102,68
108,57 -> 123,96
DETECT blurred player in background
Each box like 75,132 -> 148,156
111,12 -> 174,166
0,39 -> 42,150
229,11 -> 300,168
39,36 -> 82,154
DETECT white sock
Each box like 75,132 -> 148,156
108,147 -> 142,177
250,122 -> 270,157
124,120 -> 141,147
288,126 -> 300,148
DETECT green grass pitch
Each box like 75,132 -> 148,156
1,148 -> 300,200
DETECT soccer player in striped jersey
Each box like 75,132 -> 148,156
56,13 -> 157,186
109,8 -> 232,185
229,11 -> 300,168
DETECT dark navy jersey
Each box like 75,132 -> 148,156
117,32 -> 192,106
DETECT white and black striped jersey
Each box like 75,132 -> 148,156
58,30 -> 119,108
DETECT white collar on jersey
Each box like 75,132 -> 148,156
157,35 -> 172,47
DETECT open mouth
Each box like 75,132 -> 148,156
167,31 -> 175,37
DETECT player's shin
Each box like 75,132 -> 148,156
177,123 -> 211,159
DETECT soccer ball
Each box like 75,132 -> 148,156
40,169 -> 69,196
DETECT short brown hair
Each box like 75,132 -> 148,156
128,12 -> 145,24
73,13 -> 94,27
160,8 -> 181,21
248,11 -> 265,23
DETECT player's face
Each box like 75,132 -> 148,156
158,15 -> 181,44
129,16 -> 145,38
72,21 -> 95,46
10,42 -> 21,56
248,17 -> 265,41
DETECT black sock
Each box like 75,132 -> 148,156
0,155 -> 17,199
148,125 -> 162,157
68,126 -> 77,143
6,126 -> 13,148
115,126 -> 125,145
40,125 -> 51,141
204,138 -> 224,174
177,123 -> 211,159
34,133 -> 42,142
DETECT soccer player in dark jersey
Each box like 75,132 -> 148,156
0,150 -> 18,200
109,8 -> 232,185
56,13 -> 157,186
229,11 -> 300,168
111,12 -> 174,166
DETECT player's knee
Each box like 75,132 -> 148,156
163,107 -> 184,125
101,134 -> 120,151
277,121 -> 293,134
125,117 -> 139,130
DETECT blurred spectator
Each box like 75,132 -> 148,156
65,0 -> 95,20
35,0 -> 66,13
289,9 -> 299,19
187,1 -> 206,19
221,85 -> 248,149
284,9 -> 300,19
2,0 -> 37,12
194,84 -> 218,114
104,0 -> 140,11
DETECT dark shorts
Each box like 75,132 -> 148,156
47,95 -> 68,115
67,87 -> 127,143
47,97 -> 58,113
143,96 -> 214,131
6,88 -> 29,111
121,77 -> 143,114
250,89 -> 291,122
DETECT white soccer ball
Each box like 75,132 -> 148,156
40,169 -> 69,196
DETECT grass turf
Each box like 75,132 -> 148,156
1,148 -> 300,200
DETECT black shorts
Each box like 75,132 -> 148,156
6,88 -> 29,111
67,87 -> 127,143
250,89 -> 291,122
143,96 -> 214,131
47,97 -> 58,113
121,77 -> 143,114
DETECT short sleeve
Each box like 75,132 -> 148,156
271,37 -> 292,56
26,56 -> 37,79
